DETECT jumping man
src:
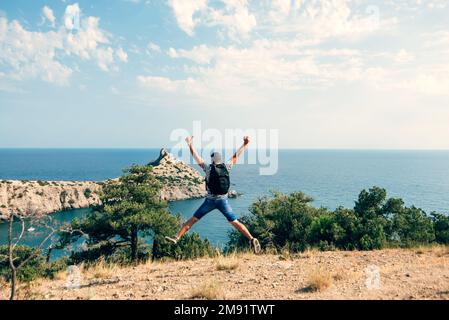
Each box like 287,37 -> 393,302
165,136 -> 261,254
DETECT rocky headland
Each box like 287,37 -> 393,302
0,149 -> 209,220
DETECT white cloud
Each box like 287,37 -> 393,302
139,41 -> 370,108
64,16 -> 109,59
138,75 -> 195,92
268,0 -> 292,23
0,18 -> 72,85
168,0 -> 207,36
167,44 -> 217,64
395,49 -> 415,63
42,6 -> 56,27
205,0 -> 257,39
142,0 -> 408,108
396,66 -> 449,96
95,47 -> 115,71
265,0 -> 396,41
168,0 -> 396,41
116,47 -> 128,63
64,3 -> 81,30
139,32 -> 449,108
0,4 -> 127,85
147,42 -> 161,53
168,0 -> 256,38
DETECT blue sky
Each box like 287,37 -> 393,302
1,0 -> 449,149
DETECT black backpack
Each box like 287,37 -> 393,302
207,164 -> 230,195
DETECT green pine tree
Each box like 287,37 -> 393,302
59,165 -> 179,263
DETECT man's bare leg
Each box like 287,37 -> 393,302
230,220 -> 261,254
176,216 -> 198,239
165,216 -> 199,244
230,220 -> 253,240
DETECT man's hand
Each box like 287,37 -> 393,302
243,136 -> 250,146
231,136 -> 250,165
185,136 -> 194,146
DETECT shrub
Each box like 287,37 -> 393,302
67,232 -> 216,265
154,232 -> 217,261
432,213 -> 449,244
215,254 -> 239,271
42,257 -> 69,279
304,268 -> 333,292
391,207 -> 435,246
227,192 -> 320,253
37,180 -> 49,187
308,213 -> 345,250
190,281 -> 224,300
83,188 -> 92,198
0,246 -> 45,282
227,187 -> 446,253
68,242 -> 140,265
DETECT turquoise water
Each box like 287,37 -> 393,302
1,149 -> 449,255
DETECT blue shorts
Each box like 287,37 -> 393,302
193,198 -> 238,222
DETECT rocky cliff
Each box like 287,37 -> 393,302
0,149 -> 207,220
150,149 -> 206,201
0,180 -> 102,220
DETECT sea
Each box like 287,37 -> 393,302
1,148 -> 448,257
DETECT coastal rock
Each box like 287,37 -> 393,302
150,149 -> 206,201
0,180 -> 102,219
228,190 -> 241,198
0,149 -> 208,220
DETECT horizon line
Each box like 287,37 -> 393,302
1,147 -> 449,151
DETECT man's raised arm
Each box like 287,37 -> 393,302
185,136 -> 205,166
230,136 -> 250,165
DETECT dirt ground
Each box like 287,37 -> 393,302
3,246 -> 449,300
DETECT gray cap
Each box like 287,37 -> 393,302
210,151 -> 222,164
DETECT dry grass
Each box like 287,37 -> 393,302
331,266 -> 353,282
298,248 -> 321,259
53,269 -> 68,281
20,282 -> 46,300
216,254 -> 240,271
304,268 -> 333,292
84,260 -> 118,279
0,278 -> 10,299
332,272 -> 345,281
278,248 -> 295,260
414,245 -> 449,256
11,248 -> 449,300
189,281 -> 224,300
432,245 -> 449,257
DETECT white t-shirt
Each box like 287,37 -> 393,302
199,162 -> 233,199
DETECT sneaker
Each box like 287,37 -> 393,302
250,238 -> 261,254
165,236 -> 178,244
